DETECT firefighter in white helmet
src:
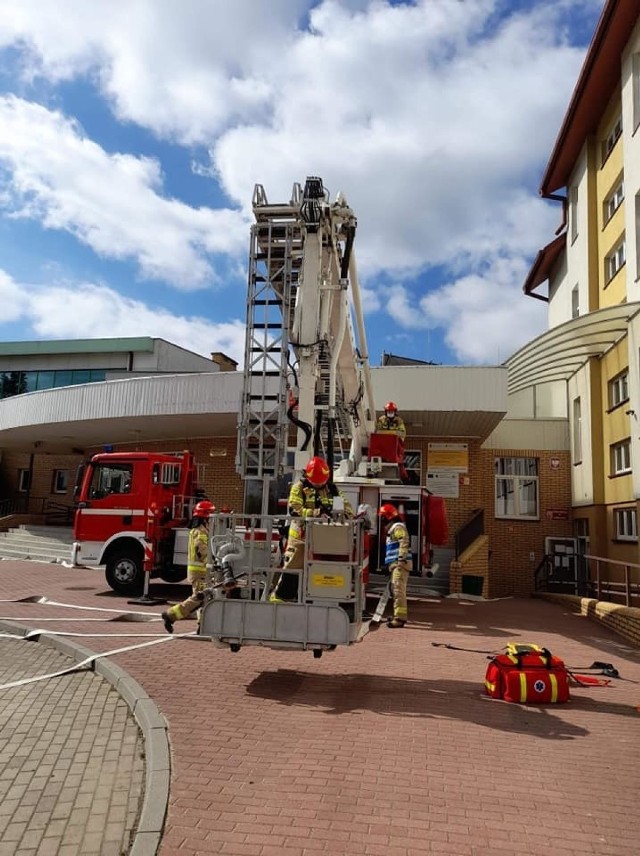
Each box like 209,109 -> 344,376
376,401 -> 406,442
162,500 -> 216,632
269,456 -> 353,602
378,503 -> 412,628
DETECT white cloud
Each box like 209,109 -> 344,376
0,0 -> 603,364
0,270 -> 246,364
385,256 -> 548,364
0,95 -> 248,288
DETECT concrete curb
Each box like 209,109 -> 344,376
0,618 -> 170,856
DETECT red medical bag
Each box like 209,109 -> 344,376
484,644 -> 570,704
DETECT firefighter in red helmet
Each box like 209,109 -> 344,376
376,401 -> 406,442
270,456 -> 353,602
378,503 -> 412,627
162,500 -> 220,632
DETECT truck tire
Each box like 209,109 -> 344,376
105,550 -> 144,595
159,568 -> 187,584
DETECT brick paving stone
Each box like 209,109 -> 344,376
2,560 -> 640,854
0,631 -> 144,854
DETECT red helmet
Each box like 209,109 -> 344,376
384,401 -> 397,414
193,500 -> 216,519
378,503 -> 399,521
304,456 -> 330,487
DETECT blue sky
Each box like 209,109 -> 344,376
0,0 -> 604,368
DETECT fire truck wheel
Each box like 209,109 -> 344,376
105,550 -> 144,595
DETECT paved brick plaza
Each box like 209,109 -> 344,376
1,559 -> 639,855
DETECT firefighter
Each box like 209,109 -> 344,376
378,503 -> 412,627
375,401 -> 406,442
269,456 -> 353,602
161,499 -> 216,633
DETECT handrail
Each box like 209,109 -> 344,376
585,553 -> 640,607
454,508 -> 484,559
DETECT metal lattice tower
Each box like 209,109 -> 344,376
237,189 -> 302,479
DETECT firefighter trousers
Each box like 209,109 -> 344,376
390,564 -> 410,621
271,540 -> 303,602
166,570 -> 207,622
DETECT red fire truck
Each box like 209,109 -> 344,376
72,450 -> 199,594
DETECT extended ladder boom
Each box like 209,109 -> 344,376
237,177 -> 375,484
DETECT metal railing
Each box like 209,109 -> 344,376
0,495 -> 75,524
454,508 -> 484,559
535,552 -> 640,606
586,554 -> 640,607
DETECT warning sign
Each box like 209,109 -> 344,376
312,574 -> 345,588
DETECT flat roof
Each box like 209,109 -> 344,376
0,337 -> 156,356
541,0 -> 637,196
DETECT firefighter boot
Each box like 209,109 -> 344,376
161,611 -> 174,634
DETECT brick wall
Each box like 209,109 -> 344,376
537,593 -> 640,647
450,535 -> 489,597
0,435 -> 574,598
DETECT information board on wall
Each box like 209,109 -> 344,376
426,471 -> 459,498
427,442 -> 469,472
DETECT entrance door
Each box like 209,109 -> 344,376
544,537 -> 578,593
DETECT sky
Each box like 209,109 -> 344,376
0,0 -> 605,369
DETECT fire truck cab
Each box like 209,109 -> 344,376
72,450 -> 198,594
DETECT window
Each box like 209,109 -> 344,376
495,457 -> 539,519
571,284 -> 579,319
608,371 -> 629,409
52,469 -> 69,494
605,239 -> 626,283
633,53 -> 640,131
604,179 -> 624,224
602,116 -> 622,164
89,464 -> 133,498
569,186 -> 578,243
402,450 -> 422,485
18,469 -> 31,493
572,397 -> 582,463
614,507 -> 637,541
610,439 -> 631,476
0,368 -> 108,399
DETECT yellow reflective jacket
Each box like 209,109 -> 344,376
187,524 -> 208,575
287,479 -> 353,543
376,414 -> 406,441
384,520 -> 412,569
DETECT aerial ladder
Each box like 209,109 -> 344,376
199,177 -> 386,655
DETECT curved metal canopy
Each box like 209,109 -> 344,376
505,303 -> 640,395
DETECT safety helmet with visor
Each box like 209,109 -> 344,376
378,503 -> 399,521
304,456 -> 331,488
193,500 -> 216,519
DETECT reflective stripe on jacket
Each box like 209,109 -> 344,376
187,525 -> 208,575
287,480 -> 353,542
385,520 -> 410,566
375,414 -> 406,441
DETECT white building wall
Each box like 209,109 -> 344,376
548,145 -> 590,329
136,340 -> 218,373
628,315 -> 640,500
568,364 -> 594,506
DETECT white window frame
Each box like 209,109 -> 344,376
633,53 -> 640,131
495,457 -> 539,520
608,371 -> 629,409
18,469 -> 31,493
52,469 -> 69,494
571,284 -> 580,319
572,397 -> 582,464
610,439 -> 631,476
602,116 -> 622,164
614,507 -> 637,541
605,239 -> 626,283
569,186 -> 578,243
604,179 -> 624,224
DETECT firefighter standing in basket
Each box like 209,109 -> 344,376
162,499 -> 231,633
270,456 -> 353,603
375,401 -> 406,442
379,503 -> 412,628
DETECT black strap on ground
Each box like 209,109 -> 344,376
431,642 -> 497,655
